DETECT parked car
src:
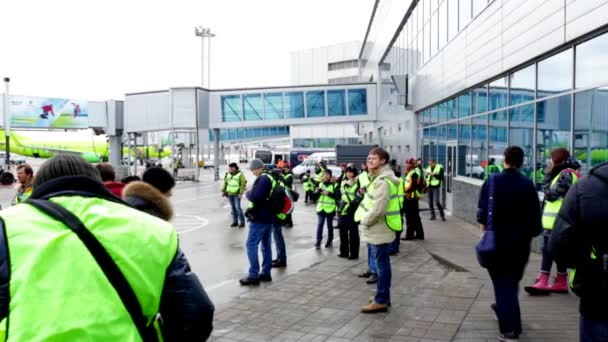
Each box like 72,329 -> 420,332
292,152 -> 342,181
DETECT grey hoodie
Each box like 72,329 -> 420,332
361,164 -> 399,245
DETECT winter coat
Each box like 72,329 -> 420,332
543,159 -> 581,202
103,181 -> 126,198
477,168 -> 543,271
361,164 -> 399,245
245,173 -> 275,224
123,181 -> 173,221
549,162 -> 608,320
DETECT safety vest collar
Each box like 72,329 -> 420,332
30,176 -> 124,204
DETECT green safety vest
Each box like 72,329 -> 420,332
426,164 -> 444,187
317,183 -> 337,214
484,164 -> 503,180
0,196 -> 178,341
302,175 -> 314,192
358,171 -> 370,189
535,169 -> 545,185
14,184 -> 33,205
315,167 -> 325,183
542,168 -> 579,230
398,177 -> 405,207
354,176 -> 403,232
247,173 -> 286,220
283,173 -> 293,190
405,168 -> 422,200
570,246 -> 599,291
340,181 -> 358,216
224,171 -> 242,195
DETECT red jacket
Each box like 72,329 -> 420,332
104,181 -> 126,197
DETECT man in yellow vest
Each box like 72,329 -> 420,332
338,166 -> 361,260
0,155 -> 214,341
403,158 -> 425,240
302,170 -> 315,204
13,163 -> 34,205
356,147 -> 403,313
222,162 -> 247,228
425,159 -> 445,221
315,169 -> 339,248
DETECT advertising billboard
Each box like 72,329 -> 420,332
5,95 -> 88,129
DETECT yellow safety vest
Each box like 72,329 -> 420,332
542,168 -> 578,230
340,181 -> 358,216
224,172 -> 242,195
405,168 -> 422,200
315,167 -> 326,183
426,164 -> 443,187
358,171 -> 370,189
354,176 -> 403,232
316,183 -> 337,214
302,175 -> 314,192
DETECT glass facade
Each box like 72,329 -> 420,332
221,88 -> 367,122
418,31 -> 608,186
209,126 -> 290,142
293,137 -> 359,148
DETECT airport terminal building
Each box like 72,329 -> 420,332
359,0 -> 608,221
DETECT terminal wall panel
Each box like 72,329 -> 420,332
197,89 -> 210,129
88,101 -> 107,129
566,0 -> 608,41
107,100 -> 124,135
171,88 -> 197,130
125,91 -> 170,132
290,123 -> 357,139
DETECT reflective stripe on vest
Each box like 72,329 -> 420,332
0,196 -> 178,341
405,169 -> 422,199
317,183 -> 337,214
354,177 -> 403,232
426,164 -> 443,187
225,172 -> 242,195
542,168 -> 578,230
340,182 -> 358,215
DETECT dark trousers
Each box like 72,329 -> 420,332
284,214 -> 293,226
488,266 -> 525,335
428,187 -> 444,219
338,214 -> 359,258
316,213 -> 334,244
540,230 -> 566,273
305,190 -> 313,203
404,199 -> 424,239
581,316 -> 608,342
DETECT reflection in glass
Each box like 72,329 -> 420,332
264,93 -> 283,120
423,128 -> 432,164
576,32 -> 608,88
471,115 -> 488,180
438,102 -> 448,123
489,111 -> 508,177
509,64 -> 535,105
574,87 -> 608,175
509,104 -> 535,181
284,92 -> 305,119
447,98 -> 457,120
538,48 -> 573,98
327,90 -> 346,116
473,85 -> 488,114
306,91 -> 325,117
448,0 -> 458,40
348,89 -> 368,115
536,94 -> 572,175
438,124 -> 447,166
243,94 -> 263,121
221,95 -> 241,122
489,77 -> 508,111
459,92 -> 472,118
458,118 -> 471,177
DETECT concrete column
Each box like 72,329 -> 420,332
213,128 -> 220,181
108,135 -> 122,170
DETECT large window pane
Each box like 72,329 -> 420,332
509,64 -> 535,105
348,89 -> 368,115
306,91 -> 325,117
458,92 -> 472,118
489,76 -> 508,110
431,12 -> 438,57
431,106 -> 438,124
458,118 -> 471,177
327,90 -> 346,116
488,111 -> 508,177
576,32 -> 608,89
536,94 -> 572,173
538,48 -> 573,98
221,95 -> 241,122
509,104 -> 535,181
471,114 -> 488,180
438,124 -> 447,166
448,0 -> 458,40
264,93 -> 283,120
459,0 -> 471,30
473,85 -> 488,114
438,102 -> 448,123
448,123 -> 458,140
243,94 -> 263,121
574,87 -> 608,175
284,92 -> 305,119
447,98 -> 457,120
423,128 -> 432,163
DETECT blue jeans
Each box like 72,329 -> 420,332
488,267 -> 524,335
581,316 -> 608,342
371,243 -> 391,304
541,230 -> 567,273
367,244 -> 377,274
389,231 -> 401,254
316,213 -> 334,244
228,195 -> 245,225
246,223 -> 272,279
272,223 -> 287,264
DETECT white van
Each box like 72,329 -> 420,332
292,152 -> 342,180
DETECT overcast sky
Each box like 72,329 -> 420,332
0,0 -> 372,101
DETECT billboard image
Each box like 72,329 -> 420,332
8,95 -> 88,129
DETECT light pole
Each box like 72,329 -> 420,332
3,77 -> 10,168
194,27 -> 216,88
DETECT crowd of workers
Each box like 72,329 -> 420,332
1,142 -> 607,341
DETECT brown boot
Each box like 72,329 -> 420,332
368,296 -> 392,307
361,301 -> 388,313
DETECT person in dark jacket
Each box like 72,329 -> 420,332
525,148 -> 581,295
142,166 -> 176,196
0,155 -> 214,341
549,162 -> 608,341
477,146 -> 542,341
281,166 -> 295,228
123,167 -> 176,220
240,159 -> 275,285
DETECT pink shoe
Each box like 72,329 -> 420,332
549,273 -> 569,294
524,272 -> 551,296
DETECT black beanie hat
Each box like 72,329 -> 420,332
34,154 -> 102,188
142,167 -> 175,193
